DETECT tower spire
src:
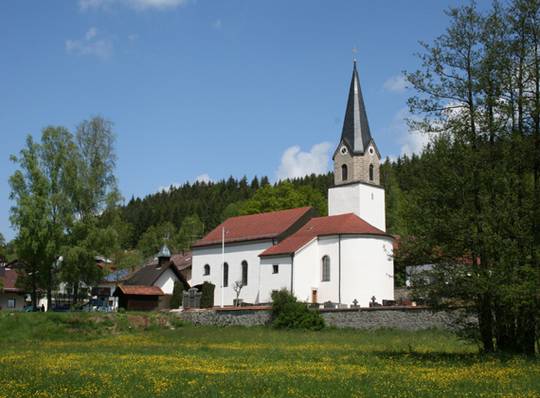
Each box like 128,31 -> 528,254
340,61 -> 372,154
333,61 -> 380,187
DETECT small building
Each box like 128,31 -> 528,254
114,285 -> 164,311
114,245 -> 189,311
0,266 -> 25,310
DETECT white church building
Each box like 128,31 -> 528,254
191,62 -> 394,307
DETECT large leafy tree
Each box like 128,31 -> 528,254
176,215 -> 205,251
137,222 -> 178,259
401,0 -> 540,354
10,117 -> 121,306
60,116 -> 121,302
234,181 -> 327,217
10,129 -> 78,307
0,233 -> 5,259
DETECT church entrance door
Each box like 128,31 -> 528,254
311,289 -> 318,304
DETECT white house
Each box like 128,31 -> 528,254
190,61 -> 395,307
113,245 -> 189,310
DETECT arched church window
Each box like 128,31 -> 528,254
223,262 -> 229,287
241,261 -> 248,285
321,255 -> 330,282
204,264 -> 210,276
341,164 -> 348,181
369,164 -> 374,181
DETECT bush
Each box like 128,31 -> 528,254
271,289 -> 325,330
169,281 -> 185,309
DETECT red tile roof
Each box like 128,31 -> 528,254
0,268 -> 23,293
260,213 -> 392,257
192,207 -> 314,248
116,285 -> 164,296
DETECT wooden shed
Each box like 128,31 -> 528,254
113,285 -> 164,311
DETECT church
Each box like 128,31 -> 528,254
191,62 -> 394,307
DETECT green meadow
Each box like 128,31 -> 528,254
0,312 -> 538,397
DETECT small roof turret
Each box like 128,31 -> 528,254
157,244 -> 171,259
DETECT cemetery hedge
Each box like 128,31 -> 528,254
0,312 -> 538,397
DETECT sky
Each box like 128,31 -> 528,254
0,0 -> 490,241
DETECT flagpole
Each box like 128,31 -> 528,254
221,227 -> 225,308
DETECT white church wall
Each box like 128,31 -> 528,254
328,183 -> 386,231
340,235 -> 394,307
191,240 -> 273,306
291,239 -> 319,303
258,256 -> 292,303
314,236 -> 341,304
154,268 -> 177,295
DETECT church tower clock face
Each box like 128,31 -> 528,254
340,146 -> 348,155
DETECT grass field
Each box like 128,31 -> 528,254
0,312 -> 538,397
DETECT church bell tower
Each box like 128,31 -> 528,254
333,60 -> 381,186
328,61 -> 386,231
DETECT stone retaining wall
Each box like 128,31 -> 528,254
320,307 -> 466,331
176,306 -> 472,331
177,308 -> 271,327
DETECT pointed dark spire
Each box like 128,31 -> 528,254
340,61 -> 372,154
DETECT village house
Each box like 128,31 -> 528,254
191,62 -> 395,307
113,245 -> 189,311
0,259 -> 25,310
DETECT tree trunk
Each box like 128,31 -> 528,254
46,265 -> 52,311
478,295 -> 494,352
73,283 -> 79,306
31,273 -> 37,309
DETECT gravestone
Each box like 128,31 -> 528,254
182,288 -> 202,309
323,301 -> 336,309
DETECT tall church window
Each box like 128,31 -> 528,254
321,255 -> 331,282
241,261 -> 248,285
369,164 -> 374,181
341,164 -> 348,181
204,264 -> 210,276
223,262 -> 229,287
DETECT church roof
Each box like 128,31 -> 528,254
259,213 -> 391,257
192,207 -> 315,248
339,61 -> 373,155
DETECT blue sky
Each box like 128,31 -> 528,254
0,0 -> 488,241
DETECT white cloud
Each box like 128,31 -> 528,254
80,0 -> 189,11
276,142 -> 332,181
157,182 -> 181,192
387,107 -> 430,157
383,75 -> 408,93
65,27 -> 113,59
195,174 -> 212,184
213,19 -> 222,29
85,27 -> 98,40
